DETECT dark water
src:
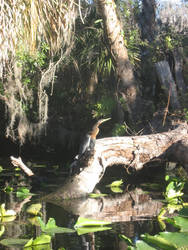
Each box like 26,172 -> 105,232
0,157 -> 166,250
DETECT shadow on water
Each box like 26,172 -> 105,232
0,157 -> 168,249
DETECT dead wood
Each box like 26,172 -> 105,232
155,60 -> 180,109
54,123 -> 188,199
10,156 -> 34,176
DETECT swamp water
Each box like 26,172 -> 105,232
0,158 -> 174,249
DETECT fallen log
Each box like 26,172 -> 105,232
52,123 -> 188,199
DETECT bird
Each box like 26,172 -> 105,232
78,117 -> 111,156
70,118 -> 111,176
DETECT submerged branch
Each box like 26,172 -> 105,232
10,156 -> 34,176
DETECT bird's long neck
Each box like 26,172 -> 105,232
89,124 -> 99,140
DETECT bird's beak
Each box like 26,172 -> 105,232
99,117 -> 111,124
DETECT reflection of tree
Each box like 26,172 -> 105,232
44,187 -> 162,249
44,188 -> 163,223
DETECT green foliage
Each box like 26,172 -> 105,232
112,123 -> 127,136
92,96 -> 115,119
26,203 -> 42,216
16,187 -> 35,200
106,179 -> 123,187
74,217 -> 111,235
37,217 -> 75,236
164,175 -> 185,207
24,234 -> 51,248
16,42 -> 50,88
119,175 -> 188,249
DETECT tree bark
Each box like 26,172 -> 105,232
55,123 -> 188,199
96,0 -> 142,122
155,60 -> 180,110
141,0 -> 156,42
173,47 -> 187,94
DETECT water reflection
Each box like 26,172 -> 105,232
0,158 -> 164,249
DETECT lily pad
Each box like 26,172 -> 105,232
74,217 -> 111,228
26,203 -> 42,215
0,238 -> 29,247
76,226 -> 111,235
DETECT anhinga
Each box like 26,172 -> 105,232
78,117 -> 111,156
70,118 -> 111,175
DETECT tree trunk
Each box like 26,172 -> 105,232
96,0 -> 142,123
54,123 -> 188,199
141,0 -> 156,42
155,61 -> 180,110
173,47 -> 187,94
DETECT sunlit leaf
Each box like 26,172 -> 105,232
159,232 -> 188,248
119,234 -> 133,246
76,226 -> 111,235
4,186 -> 13,193
24,238 -> 33,247
106,179 -> 123,187
0,225 -> 5,237
74,217 -> 111,228
0,216 -> 16,223
110,186 -> 123,193
135,240 -> 156,249
16,187 -> 35,199
0,238 -> 29,247
0,166 -> 4,172
26,203 -> 42,215
0,204 -> 6,217
32,234 -> 51,246
36,217 -> 46,231
37,217 -> 75,235
173,216 -> 188,232
141,233 -> 177,250
0,204 -> 16,221
158,219 -> 166,231
89,193 -> 107,198
44,227 -> 75,235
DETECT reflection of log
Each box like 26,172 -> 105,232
155,60 -> 180,109
43,188 -> 163,222
50,123 -> 188,199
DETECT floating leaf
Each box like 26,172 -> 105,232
32,234 -> 51,246
37,217 -> 75,236
141,233 -> 177,250
173,216 -> 188,232
16,187 -> 34,199
76,226 -> 111,235
159,232 -> 188,248
74,217 -> 111,228
89,193 -> 107,198
0,203 -> 16,222
0,225 -> 5,237
136,240 -> 156,249
26,204 -> 42,215
24,238 -> 33,247
119,234 -> 133,246
110,186 -> 123,193
106,179 -> 123,187
0,215 -> 16,222
0,238 -> 29,247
